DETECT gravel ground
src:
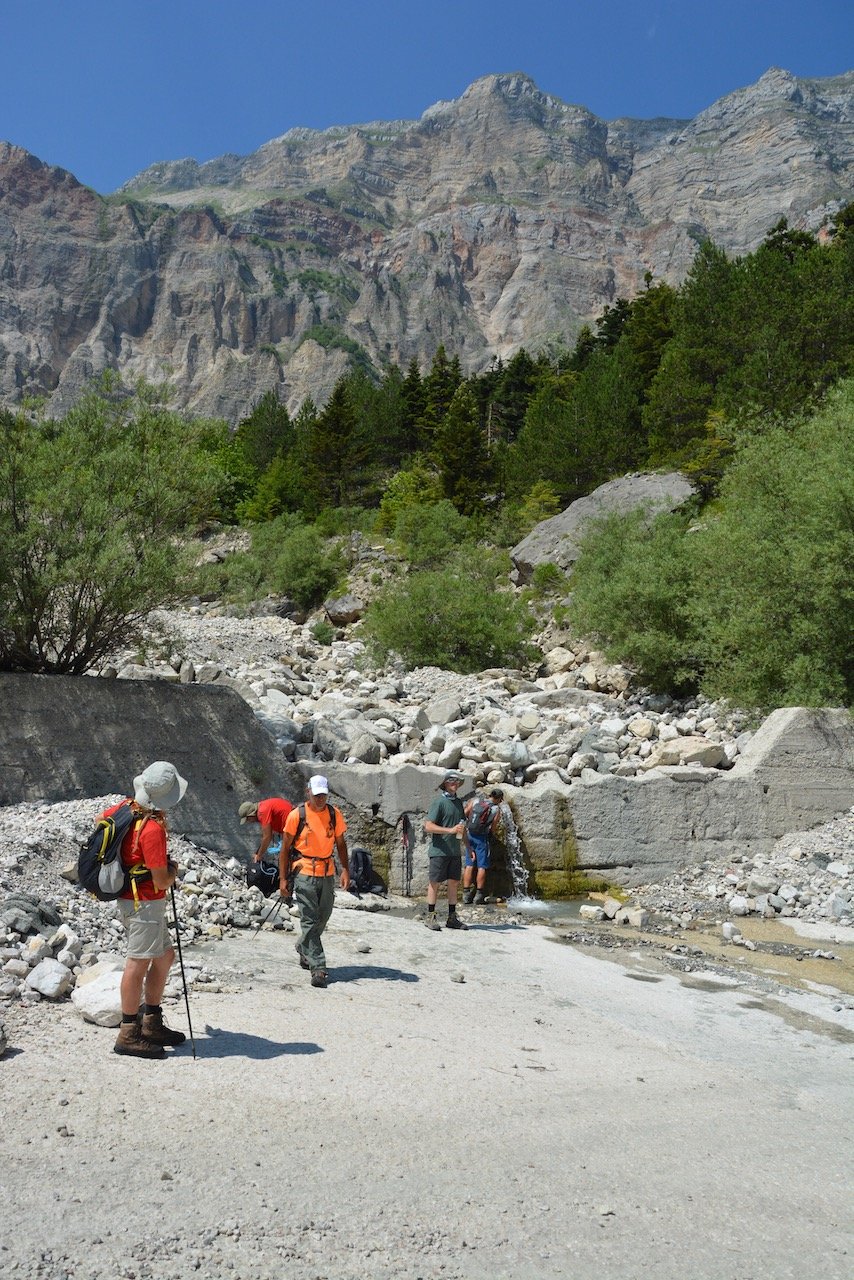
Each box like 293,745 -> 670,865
1,899 -> 852,1280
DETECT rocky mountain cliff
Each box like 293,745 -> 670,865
0,68 -> 851,422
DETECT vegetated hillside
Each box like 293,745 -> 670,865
2,202 -> 851,714
0,67 -> 851,421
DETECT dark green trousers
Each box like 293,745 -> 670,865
294,873 -> 335,971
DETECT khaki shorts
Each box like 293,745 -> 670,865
119,897 -> 171,959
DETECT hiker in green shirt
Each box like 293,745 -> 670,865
423,769 -> 469,931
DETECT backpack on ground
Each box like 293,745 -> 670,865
246,859 -> 279,898
77,802 -> 151,901
349,846 -> 387,896
467,797 -> 495,836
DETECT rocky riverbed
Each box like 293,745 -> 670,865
2,601 -> 852,1047
104,603 -> 755,784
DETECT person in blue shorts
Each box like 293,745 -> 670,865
463,788 -> 503,904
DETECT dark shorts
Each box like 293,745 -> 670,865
465,833 -> 491,870
429,853 -> 462,885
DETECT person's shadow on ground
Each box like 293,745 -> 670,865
330,964 -> 419,984
188,1025 -> 323,1059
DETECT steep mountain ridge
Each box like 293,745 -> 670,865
0,68 -> 851,421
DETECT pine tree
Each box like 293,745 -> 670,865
401,358 -> 426,454
306,379 -> 367,509
234,389 -> 292,475
418,344 -> 462,447
434,382 -> 491,515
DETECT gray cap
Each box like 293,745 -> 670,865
133,761 -> 188,811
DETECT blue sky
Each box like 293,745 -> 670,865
4,0 -> 850,193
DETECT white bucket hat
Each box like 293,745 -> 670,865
133,761 -> 188,810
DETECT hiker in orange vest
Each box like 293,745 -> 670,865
112,761 -> 189,1060
280,776 -> 350,989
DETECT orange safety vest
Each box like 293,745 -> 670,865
288,803 -> 341,877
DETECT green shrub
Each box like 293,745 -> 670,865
519,481 -> 562,531
568,381 -> 854,708
531,562 -> 569,596
375,462 -> 443,535
690,381 -> 854,707
569,508 -> 700,693
393,500 -> 471,568
199,516 -> 344,610
364,551 -> 536,673
311,619 -> 335,645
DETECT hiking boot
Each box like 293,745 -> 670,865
140,1008 -> 186,1047
295,943 -> 310,971
463,889 -> 476,905
473,890 -> 486,905
310,969 -> 328,988
445,914 -> 468,930
113,1020 -> 166,1059
424,914 -> 442,931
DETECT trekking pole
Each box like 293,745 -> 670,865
170,886 -> 197,1060
251,894 -> 285,940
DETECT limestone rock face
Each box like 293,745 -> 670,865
0,68 -> 851,421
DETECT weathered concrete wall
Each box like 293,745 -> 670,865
307,708 -> 854,893
0,673 -> 303,858
2,676 -> 851,896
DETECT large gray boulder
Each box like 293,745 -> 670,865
510,472 -> 695,583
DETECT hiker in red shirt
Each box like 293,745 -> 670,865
112,760 -> 188,1060
238,796 -> 295,861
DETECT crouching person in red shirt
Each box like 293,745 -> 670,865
111,761 -> 188,1060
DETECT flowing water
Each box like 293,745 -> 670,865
497,801 -> 531,901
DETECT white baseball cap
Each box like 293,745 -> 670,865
308,774 -> 329,795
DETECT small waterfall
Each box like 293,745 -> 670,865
497,802 -> 531,900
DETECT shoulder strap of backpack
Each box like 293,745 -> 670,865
291,798 -> 335,839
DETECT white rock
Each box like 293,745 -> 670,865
26,958 -> 73,999
71,962 -> 124,1026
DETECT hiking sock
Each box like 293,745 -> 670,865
121,1013 -> 138,1025
427,904 -> 436,916
448,904 -> 458,917
143,1003 -> 162,1016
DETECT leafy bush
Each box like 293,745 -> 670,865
311,619 -> 335,645
375,461 -> 443,535
530,562 -> 569,597
518,481 -> 562,530
392,500 -> 471,568
198,516 -> 344,609
0,381 -> 223,673
364,550 -> 536,673
568,381 -> 854,708
570,508 -> 700,693
691,382 -> 854,707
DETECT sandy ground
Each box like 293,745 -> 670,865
1,902 -> 852,1280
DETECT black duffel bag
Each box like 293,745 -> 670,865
246,860 -> 279,898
